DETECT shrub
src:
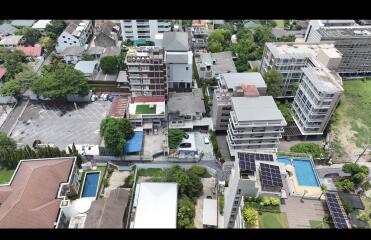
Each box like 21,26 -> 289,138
107,167 -> 114,175
123,173 -> 135,188
242,206 -> 258,227
335,179 -> 355,192
351,172 -> 366,185
357,212 -> 368,222
290,143 -> 327,158
323,213 -> 333,223
177,195 -> 195,229
361,181 -> 371,191
168,129 -> 184,149
269,197 -> 280,206
189,165 -> 211,178
342,163 -> 360,175
339,196 -> 354,214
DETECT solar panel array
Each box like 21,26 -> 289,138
325,192 -> 350,229
238,152 -> 256,172
259,163 -> 283,187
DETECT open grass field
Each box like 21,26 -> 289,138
135,104 -> 156,114
258,212 -> 289,228
331,79 -> 371,161
0,169 -> 15,184
137,168 -> 163,177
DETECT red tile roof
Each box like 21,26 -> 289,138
130,96 -> 165,104
108,96 -> 129,118
192,20 -> 206,27
243,85 -> 260,97
0,68 -> 6,79
16,44 -> 42,57
0,157 -> 75,228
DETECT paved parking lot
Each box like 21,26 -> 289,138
193,131 -> 215,160
143,127 -> 166,161
10,100 -> 111,150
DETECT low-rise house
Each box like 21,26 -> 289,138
227,96 -> 287,156
108,96 -> 129,118
196,51 -> 237,80
74,61 -> 99,80
0,35 -> 24,48
168,88 -> 211,130
0,23 -> 17,36
10,20 -> 36,28
212,72 -> 267,131
85,46 -> 105,60
56,20 -> 93,53
93,20 -> 119,48
116,70 -> 130,89
128,96 -> 166,132
32,20 -> 51,33
0,157 -> 80,228
60,46 -> 85,64
130,182 -> 177,229
191,20 -> 208,52
16,44 -> 43,58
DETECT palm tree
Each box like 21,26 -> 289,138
319,184 -> 328,200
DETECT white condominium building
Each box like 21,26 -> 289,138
260,42 -> 342,97
292,67 -> 343,135
226,96 -> 287,157
120,20 -> 170,42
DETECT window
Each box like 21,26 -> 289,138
186,67 -> 189,70
237,189 -> 241,194
221,119 -> 229,122
232,207 -> 237,211
73,41 -> 77,44
64,41 -> 67,43
234,201 -> 239,205
62,36 -> 66,38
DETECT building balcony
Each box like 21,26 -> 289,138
230,112 -> 286,128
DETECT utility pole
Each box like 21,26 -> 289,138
355,145 -> 369,163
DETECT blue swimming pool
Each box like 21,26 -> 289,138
277,157 -> 320,187
81,172 -> 100,198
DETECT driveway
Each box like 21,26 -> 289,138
194,131 -> 215,161
194,177 -> 216,228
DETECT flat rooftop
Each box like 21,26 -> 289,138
133,182 -> 177,229
318,26 -> 371,38
199,51 -> 237,75
302,67 -> 344,93
231,96 -> 286,122
220,72 -> 267,89
168,88 -> 205,116
266,42 -> 342,59
129,99 -> 165,116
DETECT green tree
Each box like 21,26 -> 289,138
0,133 -> 16,151
39,36 -> 55,52
335,179 -> 355,192
351,172 -> 366,185
253,26 -> 274,47
168,128 -> 184,149
15,27 -> 41,46
177,195 -> 195,229
342,163 -> 361,175
209,41 -> 223,53
359,166 -> 369,175
82,54 -> 95,61
45,20 -> 67,39
100,56 -> 119,74
276,101 -> 294,124
100,117 -> 134,157
32,62 -> 89,99
242,206 -> 258,227
264,68 -> 284,97
188,165 -> 211,178
0,64 -> 35,97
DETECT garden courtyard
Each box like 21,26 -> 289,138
330,79 -> 371,163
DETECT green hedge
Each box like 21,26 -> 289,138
290,143 -> 327,158
209,130 -> 223,161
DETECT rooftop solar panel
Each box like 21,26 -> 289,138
238,152 -> 256,172
259,163 -> 283,187
325,192 -> 351,229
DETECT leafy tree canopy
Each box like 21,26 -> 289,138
264,68 -> 284,97
100,56 -> 119,74
0,133 -> 17,151
15,27 -> 41,46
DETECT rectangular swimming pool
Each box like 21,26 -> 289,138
277,157 -> 320,187
81,172 -> 100,198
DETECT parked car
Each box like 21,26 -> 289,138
183,132 -> 189,139
179,142 -> 191,148
204,136 -> 210,144
206,196 -> 212,199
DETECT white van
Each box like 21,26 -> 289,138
204,137 -> 210,144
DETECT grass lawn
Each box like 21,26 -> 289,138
331,79 -> 371,150
0,169 -> 15,184
135,104 -> 156,114
137,168 -> 163,177
360,197 -> 371,226
275,20 -> 284,28
258,212 -> 289,228
309,220 -> 330,229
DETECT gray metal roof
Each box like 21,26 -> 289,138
221,72 -> 267,90
0,35 -> 23,45
74,61 -> 99,74
61,46 -> 85,56
84,188 -> 129,228
231,96 -> 285,122
168,88 -> 205,116
163,32 -> 189,51
166,51 -> 191,64
0,23 -> 17,35
11,20 -> 36,27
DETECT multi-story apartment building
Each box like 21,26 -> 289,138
162,32 -> 193,91
226,96 -> 287,157
224,151 -> 284,228
304,20 -> 357,42
260,42 -> 342,97
56,20 -> 93,53
191,20 -> 208,53
307,26 -> 371,78
292,67 -> 343,135
120,20 -> 170,42
196,51 -> 237,80
125,46 -> 167,97
212,72 -> 267,131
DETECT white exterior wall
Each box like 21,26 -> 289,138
56,32 -> 82,53
121,20 -> 170,42
304,20 -> 324,42
168,63 -> 192,83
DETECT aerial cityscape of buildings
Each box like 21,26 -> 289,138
0,19 -> 370,230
